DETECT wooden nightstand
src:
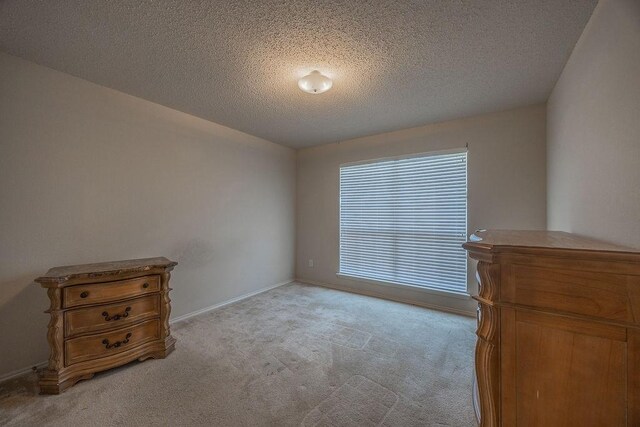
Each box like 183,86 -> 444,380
35,257 -> 177,394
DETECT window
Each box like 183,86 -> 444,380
339,150 -> 468,295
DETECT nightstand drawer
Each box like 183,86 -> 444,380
506,264 -> 640,324
64,295 -> 160,338
65,319 -> 161,366
63,275 -> 160,308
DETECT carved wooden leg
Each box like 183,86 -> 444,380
39,288 -> 65,394
45,288 -> 64,370
475,303 -> 500,426
629,329 -> 640,427
137,341 -> 175,362
475,262 -> 501,427
159,272 -> 176,355
39,372 -> 94,395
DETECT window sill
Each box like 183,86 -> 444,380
335,273 -> 471,300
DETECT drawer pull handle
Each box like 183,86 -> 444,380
142,283 -> 149,289
80,291 -> 89,298
102,333 -> 132,349
102,307 -> 131,321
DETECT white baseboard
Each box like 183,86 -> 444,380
170,279 -> 294,324
0,279 -> 294,385
0,361 -> 48,384
297,277 -> 476,318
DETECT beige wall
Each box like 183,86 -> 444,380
0,53 -> 296,378
296,105 -> 547,315
547,0 -> 640,249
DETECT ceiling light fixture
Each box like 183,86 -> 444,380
298,70 -> 332,94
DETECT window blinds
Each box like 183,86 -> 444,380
339,151 -> 468,294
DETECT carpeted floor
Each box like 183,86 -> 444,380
0,282 -> 476,426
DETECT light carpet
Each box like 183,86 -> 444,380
0,282 -> 476,426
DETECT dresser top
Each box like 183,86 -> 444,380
36,257 -> 177,286
464,230 -> 636,254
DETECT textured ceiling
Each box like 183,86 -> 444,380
0,1 -> 597,148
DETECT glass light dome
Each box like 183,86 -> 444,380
298,70 -> 332,94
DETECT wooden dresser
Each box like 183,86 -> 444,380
35,257 -> 177,394
464,230 -> 640,426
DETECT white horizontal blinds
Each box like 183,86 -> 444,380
339,151 -> 468,294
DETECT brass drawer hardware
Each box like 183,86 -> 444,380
102,333 -> 132,349
102,306 -> 131,321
